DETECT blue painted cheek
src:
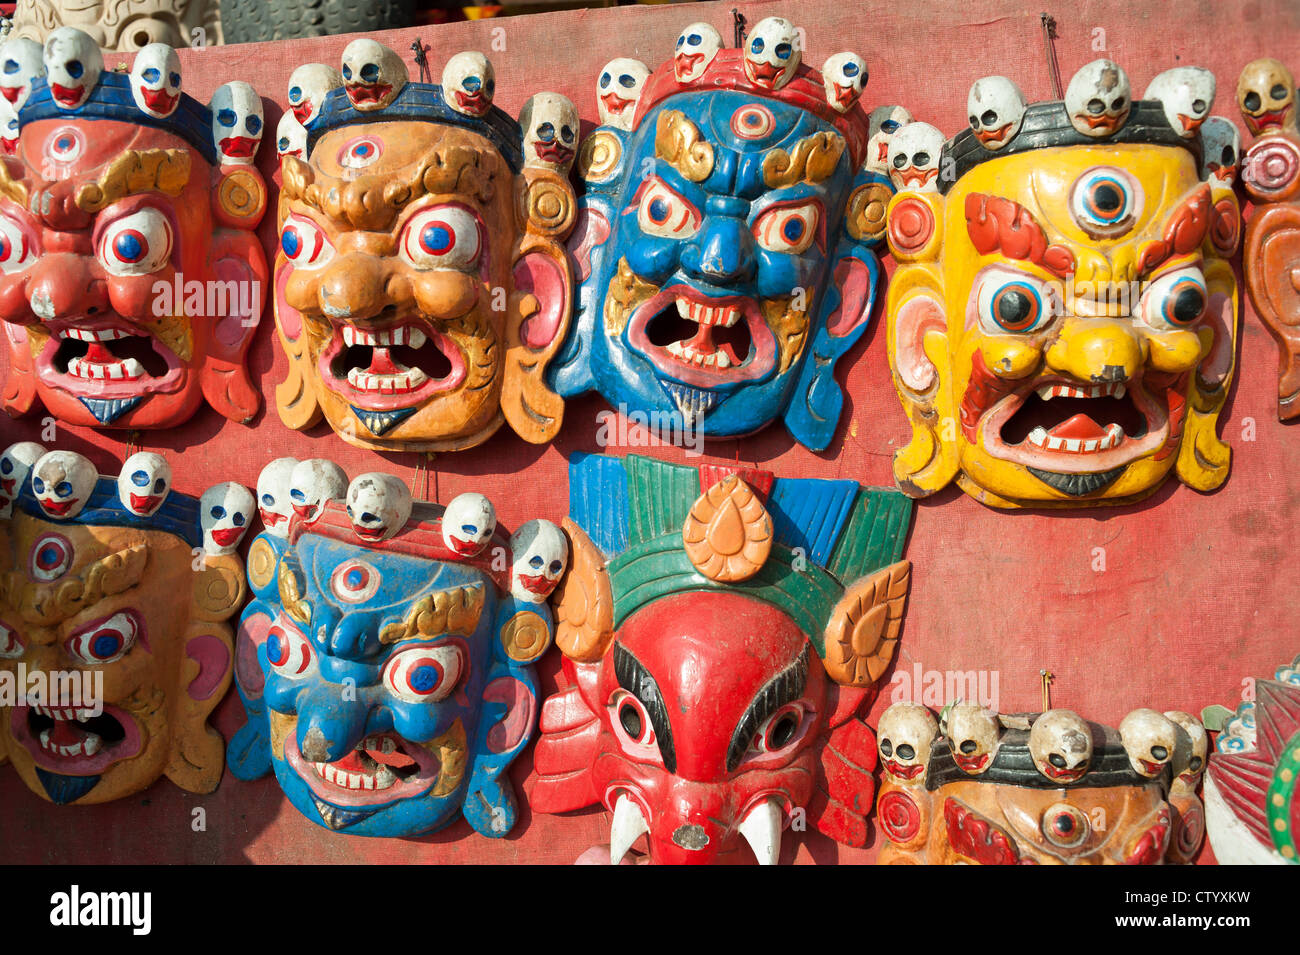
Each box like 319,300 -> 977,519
754,247 -> 823,300
620,225 -> 682,286
387,696 -> 466,744
262,670 -> 311,714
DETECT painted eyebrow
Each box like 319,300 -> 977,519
726,645 -> 809,772
613,642 -> 677,774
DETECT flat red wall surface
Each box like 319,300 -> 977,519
0,0 -> 1295,864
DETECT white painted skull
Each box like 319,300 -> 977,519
596,57 -> 649,131
43,27 -> 103,111
276,111 -> 307,159
341,39 -> 407,112
1119,708 -> 1178,778
117,451 -> 171,517
255,457 -> 298,537
877,702 -> 938,782
211,81 -> 263,165
288,459 -> 347,525
887,122 -> 945,192
509,519 -> 568,603
0,441 -> 45,518
743,16 -> 800,91
1065,58 -> 1132,137
441,491 -> 496,556
31,451 -> 96,520
946,703 -> 1000,774
673,22 -> 722,84
520,92 -> 578,175
287,62 -> 342,125
1144,66 -> 1215,137
0,37 -> 46,111
345,473 -> 411,544
967,75 -> 1027,150
200,482 -> 254,556
1199,116 -> 1241,185
823,52 -> 867,113
1028,709 -> 1092,783
1163,709 -> 1208,791
130,42 -> 181,119
442,51 -> 495,118
865,104 -> 912,175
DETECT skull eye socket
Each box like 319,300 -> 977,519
896,743 -> 916,760
959,739 -> 978,754
892,152 -> 907,169
1192,98 -> 1207,114
618,73 -> 636,89
1049,753 -> 1067,768
913,150 -> 931,166
1087,97 -> 1106,115
881,120 -> 900,133
968,114 -> 979,128
1271,83 -> 1288,100
1189,756 -> 1204,772
599,72 -> 610,89
1150,745 -> 1168,760
880,737 -> 893,757
1244,91 -> 1262,112
981,109 -> 997,126
1110,96 -> 1125,110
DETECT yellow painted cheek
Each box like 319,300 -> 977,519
977,337 -> 1042,378
1145,329 -> 1205,373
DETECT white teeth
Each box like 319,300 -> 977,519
313,752 -> 400,791
37,728 -> 102,757
342,326 -> 421,348
342,326 -> 356,347
738,798 -> 783,866
408,328 -> 427,349
1028,426 -> 1049,446
666,341 -> 684,357
67,357 -> 144,381
609,793 -> 650,865
676,298 -> 691,319
346,366 -> 429,394
39,728 -> 50,747
82,734 -> 102,756
1035,381 -> 1126,400
1026,422 -> 1125,452
60,327 -> 128,342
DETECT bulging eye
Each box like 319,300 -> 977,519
330,559 -> 381,604
280,214 -> 334,270
635,177 -> 701,240
30,533 -> 72,582
751,703 -> 807,756
98,208 -> 172,276
383,644 -> 464,703
338,136 -> 383,170
1069,167 -> 1140,236
400,206 -> 482,271
1041,802 -> 1090,848
265,622 -> 312,677
1140,267 -> 1207,330
610,689 -> 656,751
0,620 -> 22,659
0,216 -> 35,274
66,610 -> 140,665
976,270 -> 1058,334
752,200 -> 820,254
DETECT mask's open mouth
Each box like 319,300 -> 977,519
320,321 -> 467,412
1000,382 -> 1148,453
10,702 -> 142,776
627,287 -> 778,389
285,727 -> 443,810
38,324 -> 183,410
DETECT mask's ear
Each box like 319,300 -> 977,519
203,228 -> 268,423
1177,255 -> 1237,491
821,560 -> 911,688
503,169 -> 577,443
165,620 -> 234,793
784,174 -> 892,451
2,322 -> 36,416
1242,198 -> 1300,419
885,190 -> 959,496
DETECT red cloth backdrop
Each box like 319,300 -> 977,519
0,0 -> 1293,863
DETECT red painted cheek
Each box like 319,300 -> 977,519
0,273 -> 34,323
107,264 -> 176,318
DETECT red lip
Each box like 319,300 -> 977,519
899,168 -> 939,186
535,141 -> 574,163
455,89 -> 489,113
291,100 -> 313,123
353,526 -> 388,542
675,52 -> 704,76
1080,113 -> 1119,130
975,123 -> 1013,145
345,83 -> 393,105
140,86 -> 178,114
50,83 -> 85,106
210,527 -> 243,547
833,84 -> 856,107
748,61 -> 782,85
448,536 -> 481,556
1042,763 -> 1085,782
129,493 -> 162,513
0,477 -> 13,495
219,135 -> 259,158
954,753 -> 991,772
1248,108 -> 1289,133
40,498 -> 77,516
1139,758 -> 1165,775
260,509 -> 285,527
0,87 -> 19,104
517,572 -> 554,595
600,92 -> 633,114
884,759 -> 925,780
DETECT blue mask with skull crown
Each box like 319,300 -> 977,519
549,17 -> 892,449
228,466 -> 563,838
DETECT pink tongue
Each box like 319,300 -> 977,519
1049,414 -> 1109,441
84,343 -> 113,363
48,721 -> 84,746
368,347 -> 398,375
